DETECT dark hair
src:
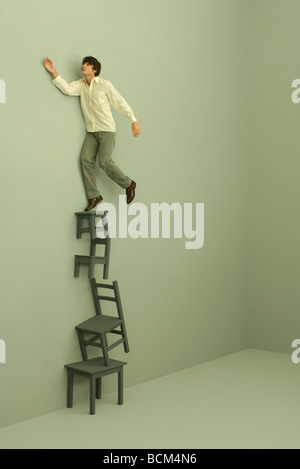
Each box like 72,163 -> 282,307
82,56 -> 101,76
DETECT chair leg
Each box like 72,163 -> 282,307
89,215 -> 96,239
100,333 -> 110,366
76,329 -> 88,361
90,376 -> 96,415
90,239 -> 96,256
103,262 -> 108,280
88,258 -> 95,279
74,257 -> 80,277
118,367 -> 124,405
67,370 -> 73,408
103,238 -> 111,280
76,217 -> 83,239
120,324 -> 130,353
96,378 -> 102,399
113,281 -> 129,353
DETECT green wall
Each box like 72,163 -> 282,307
0,0 -> 248,428
247,0 -> 300,351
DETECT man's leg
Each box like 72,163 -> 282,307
80,133 -> 101,199
96,132 -> 131,188
95,132 -> 136,204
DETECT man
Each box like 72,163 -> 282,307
43,56 -> 141,211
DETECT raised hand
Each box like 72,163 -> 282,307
43,57 -> 58,79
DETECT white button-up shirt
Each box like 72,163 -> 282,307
52,75 -> 137,132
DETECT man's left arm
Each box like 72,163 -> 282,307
106,81 -> 141,137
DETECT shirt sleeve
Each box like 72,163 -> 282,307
106,81 -> 137,124
52,75 -> 81,96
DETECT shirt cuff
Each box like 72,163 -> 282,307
52,74 -> 61,83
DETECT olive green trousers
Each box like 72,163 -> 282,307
80,131 -> 131,199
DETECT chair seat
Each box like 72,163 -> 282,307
65,357 -> 127,414
76,315 -> 122,334
75,211 -> 105,216
65,356 -> 126,375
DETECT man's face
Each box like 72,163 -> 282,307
81,62 -> 96,77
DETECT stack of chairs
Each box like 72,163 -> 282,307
64,211 -> 129,415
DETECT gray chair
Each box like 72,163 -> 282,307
75,211 -> 108,240
74,253 -> 110,280
76,279 -> 130,366
74,211 -> 111,279
65,357 -> 126,415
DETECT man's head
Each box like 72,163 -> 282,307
81,56 -> 101,77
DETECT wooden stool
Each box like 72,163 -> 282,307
64,357 -> 127,415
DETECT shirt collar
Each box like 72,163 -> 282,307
84,76 -> 100,85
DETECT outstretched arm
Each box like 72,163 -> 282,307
106,81 -> 141,138
43,57 -> 58,79
43,57 -> 81,96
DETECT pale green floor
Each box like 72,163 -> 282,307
0,349 -> 299,449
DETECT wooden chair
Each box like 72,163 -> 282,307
76,279 -> 130,366
65,357 -> 126,415
74,211 -> 111,279
74,254 -> 110,280
75,211 -> 108,240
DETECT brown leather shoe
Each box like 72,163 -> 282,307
126,180 -> 136,204
85,195 -> 103,211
